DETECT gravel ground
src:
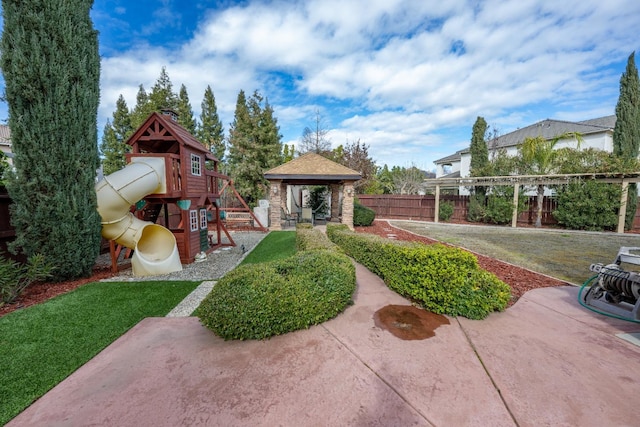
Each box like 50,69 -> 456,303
100,231 -> 268,282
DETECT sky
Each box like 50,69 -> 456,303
1,0 -> 640,170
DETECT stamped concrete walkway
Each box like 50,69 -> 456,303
8,264 -> 640,426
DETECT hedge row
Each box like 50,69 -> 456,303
295,223 -> 341,252
197,231 -> 355,340
326,224 -> 510,319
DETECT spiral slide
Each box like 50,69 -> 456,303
95,157 -> 183,276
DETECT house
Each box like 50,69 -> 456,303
0,124 -> 12,165
434,115 -> 617,194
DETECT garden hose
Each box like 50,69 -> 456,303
578,274 -> 640,324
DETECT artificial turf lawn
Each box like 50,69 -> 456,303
0,280 -> 199,425
240,230 -> 296,265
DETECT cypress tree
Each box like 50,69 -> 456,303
197,85 -> 225,162
1,0 -> 101,280
613,52 -> 640,229
470,116 -> 489,176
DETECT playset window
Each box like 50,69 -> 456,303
189,210 -> 198,232
191,153 -> 201,176
199,209 -> 208,230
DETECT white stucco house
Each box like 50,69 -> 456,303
434,115 -> 616,194
0,124 -> 12,166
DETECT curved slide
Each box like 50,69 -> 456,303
95,157 -> 183,277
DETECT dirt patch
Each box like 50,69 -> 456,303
374,304 -> 449,340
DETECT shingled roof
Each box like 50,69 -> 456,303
264,153 -> 361,183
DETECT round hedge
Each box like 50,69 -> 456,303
197,250 -> 355,340
353,202 -> 375,226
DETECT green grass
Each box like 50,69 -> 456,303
0,280 -> 199,425
240,231 -> 296,265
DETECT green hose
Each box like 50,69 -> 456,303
578,274 -> 640,324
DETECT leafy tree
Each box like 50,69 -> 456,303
227,90 -> 283,205
197,85 -> 225,161
333,139 -> 377,194
176,84 -> 196,133
298,110 -> 331,155
0,0 -> 102,280
518,132 -> 583,227
0,151 -> 9,185
469,116 -> 489,176
613,52 -> 640,229
100,94 -> 132,174
282,144 -> 295,162
377,164 -> 395,194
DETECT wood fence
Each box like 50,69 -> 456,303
358,194 -> 640,231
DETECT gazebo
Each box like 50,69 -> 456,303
264,153 -> 361,230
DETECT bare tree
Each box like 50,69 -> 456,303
391,165 -> 426,194
298,109 -> 331,155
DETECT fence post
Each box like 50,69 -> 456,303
617,179 -> 629,234
434,185 -> 440,223
511,183 -> 519,228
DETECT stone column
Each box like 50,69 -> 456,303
342,182 -> 355,230
269,180 -> 282,230
330,183 -> 340,221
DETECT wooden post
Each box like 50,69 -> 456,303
434,185 -> 440,223
511,183 -> 519,228
617,179 -> 629,234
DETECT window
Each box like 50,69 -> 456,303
189,210 -> 198,232
191,153 -> 201,176
199,209 -> 208,230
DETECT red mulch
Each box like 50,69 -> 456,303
354,220 -> 568,306
0,265 -> 119,318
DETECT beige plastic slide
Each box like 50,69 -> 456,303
95,157 -> 183,276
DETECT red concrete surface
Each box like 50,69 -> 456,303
8,265 -> 640,426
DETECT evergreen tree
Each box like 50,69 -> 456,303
470,117 -> 489,176
176,84 -> 196,133
282,144 -> 295,162
227,90 -> 283,205
149,66 -> 178,112
197,85 -> 225,161
130,84 -> 154,129
0,0 -> 101,280
100,94 -> 132,174
613,52 -> 640,229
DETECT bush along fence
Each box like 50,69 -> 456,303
358,194 -> 640,232
197,225 -> 355,340
326,223 -> 511,320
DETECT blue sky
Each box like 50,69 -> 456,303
2,0 -> 640,170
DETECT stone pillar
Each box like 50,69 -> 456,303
342,182 -> 355,230
330,183 -> 340,221
269,180 -> 282,230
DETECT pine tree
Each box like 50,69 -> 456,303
176,84 -> 196,133
0,0 -> 101,280
227,90 -> 283,205
197,85 -> 225,161
149,66 -> 178,112
613,52 -> 640,229
130,84 -> 154,129
100,95 -> 132,175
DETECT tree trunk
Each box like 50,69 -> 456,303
535,184 -> 544,228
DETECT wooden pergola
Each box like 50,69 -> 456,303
264,153 -> 361,230
424,172 -> 640,234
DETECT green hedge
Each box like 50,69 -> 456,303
295,223 -> 341,252
354,202 -> 375,226
326,224 -> 510,319
197,233 -> 355,340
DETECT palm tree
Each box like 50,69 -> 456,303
519,132 -> 583,227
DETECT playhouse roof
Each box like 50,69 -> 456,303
264,153 -> 361,184
126,111 -> 218,161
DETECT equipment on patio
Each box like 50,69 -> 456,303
581,247 -> 640,322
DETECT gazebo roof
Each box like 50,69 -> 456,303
264,153 -> 361,184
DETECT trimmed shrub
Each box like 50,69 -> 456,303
354,202 -> 375,226
296,225 -> 341,252
326,224 -> 510,319
438,201 -> 454,221
553,181 -> 620,231
197,250 -> 355,340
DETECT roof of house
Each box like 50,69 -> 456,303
434,115 -> 616,165
264,152 -> 361,183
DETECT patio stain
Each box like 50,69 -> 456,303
373,305 -> 449,340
